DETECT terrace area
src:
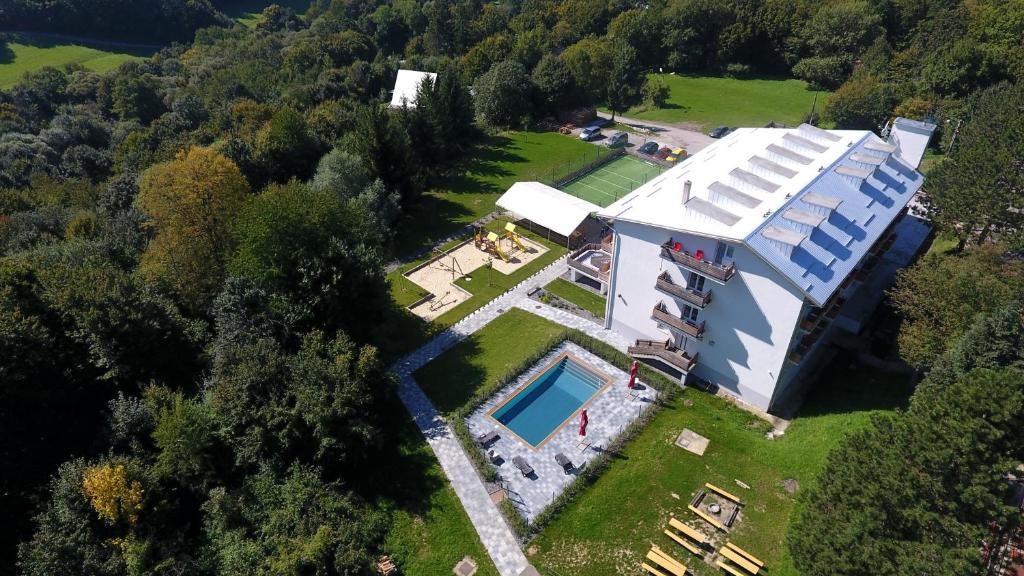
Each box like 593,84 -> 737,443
653,301 -> 706,339
655,271 -> 713,308
567,237 -> 613,294
660,240 -> 736,283
628,338 -> 699,374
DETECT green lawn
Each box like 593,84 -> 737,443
616,74 -> 827,131
0,39 -> 149,89
529,354 -> 914,576
217,0 -> 313,26
398,131 -> 600,256
413,308 -> 565,413
544,278 -> 606,318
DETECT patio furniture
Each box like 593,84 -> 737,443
476,430 -> 499,447
706,482 -> 742,503
642,563 -> 671,576
664,528 -> 703,556
512,456 -> 534,477
554,452 -> 573,473
669,517 -> 708,544
688,504 -> 726,531
716,560 -> 746,576
719,547 -> 759,574
648,546 -> 687,576
725,505 -> 740,527
725,543 -> 764,568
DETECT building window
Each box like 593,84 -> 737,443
682,304 -> 699,323
714,242 -> 735,265
687,272 -> 706,293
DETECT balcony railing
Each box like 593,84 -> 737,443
660,241 -> 736,283
628,339 -> 699,373
655,271 -> 712,308
652,302 -> 705,338
568,243 -> 611,281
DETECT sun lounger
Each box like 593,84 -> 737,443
716,560 -> 746,576
476,430 -> 499,447
669,517 -> 708,544
642,563 -> 672,576
719,547 -> 759,574
554,452 -> 573,473
705,483 -> 741,503
725,543 -> 764,567
512,456 -> 534,477
646,549 -> 686,576
688,504 -> 725,531
664,528 -> 703,556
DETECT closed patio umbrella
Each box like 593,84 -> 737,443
578,409 -> 589,437
628,360 -> 638,389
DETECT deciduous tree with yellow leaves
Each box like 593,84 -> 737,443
81,462 -> 143,526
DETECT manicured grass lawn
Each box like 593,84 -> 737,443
398,131 -> 600,256
528,354 -> 914,576
544,278 -> 606,318
0,40 -> 148,89
413,308 -> 566,414
379,406 -> 498,576
616,74 -> 827,131
381,220 -> 568,361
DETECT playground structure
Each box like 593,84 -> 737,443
404,226 -> 548,321
474,223 -> 529,263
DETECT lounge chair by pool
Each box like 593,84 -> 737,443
554,452 -> 573,473
476,430 -> 499,447
512,456 -> 534,477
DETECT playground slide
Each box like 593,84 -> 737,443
494,243 -> 509,263
509,233 -> 526,253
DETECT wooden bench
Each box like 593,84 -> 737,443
642,562 -> 672,576
688,504 -> 725,531
725,543 -> 764,567
725,505 -> 740,527
716,560 -> 746,576
664,529 -> 703,556
669,517 -> 707,544
690,490 -> 706,507
646,550 -> 685,576
719,547 -> 759,574
649,546 -> 687,576
705,483 -> 741,503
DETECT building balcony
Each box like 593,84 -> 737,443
568,243 -> 611,282
652,302 -> 706,339
655,271 -> 712,309
659,241 -> 736,283
628,339 -> 699,373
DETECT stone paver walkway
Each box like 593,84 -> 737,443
391,258 -> 570,576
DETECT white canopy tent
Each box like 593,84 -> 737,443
496,182 -> 601,242
389,69 -> 437,108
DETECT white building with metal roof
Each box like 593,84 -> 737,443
389,69 -> 437,108
596,122 -> 928,412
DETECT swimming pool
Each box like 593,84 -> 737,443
490,354 -> 610,448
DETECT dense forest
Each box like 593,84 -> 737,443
1,0 -> 1023,574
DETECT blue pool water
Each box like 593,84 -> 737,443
491,356 -> 606,447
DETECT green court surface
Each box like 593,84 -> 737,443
560,155 -> 664,207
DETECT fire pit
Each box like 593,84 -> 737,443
708,503 -> 722,515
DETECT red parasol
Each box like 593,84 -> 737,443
628,360 -> 638,389
578,409 -> 589,437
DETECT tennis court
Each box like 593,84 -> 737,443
560,155 -> 664,207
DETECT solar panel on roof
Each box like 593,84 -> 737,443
761,225 -> 806,246
783,208 -> 825,227
802,191 -> 842,210
730,168 -> 780,192
850,153 -> 886,165
709,181 -> 761,208
767,144 -> 813,165
750,156 -> 798,178
686,197 -> 741,226
783,133 -> 828,153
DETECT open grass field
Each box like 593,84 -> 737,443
398,131 -> 600,255
528,354 -> 914,576
217,0 -> 313,27
560,154 -> 663,207
618,74 -> 827,131
0,35 -> 151,89
544,278 -> 607,318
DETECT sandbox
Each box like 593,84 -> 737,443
404,235 -> 548,321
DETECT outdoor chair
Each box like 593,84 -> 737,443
476,430 -> 499,447
512,456 -> 534,477
554,452 -> 573,473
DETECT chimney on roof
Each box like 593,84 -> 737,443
683,180 -> 692,204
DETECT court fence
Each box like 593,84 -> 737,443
526,147 -> 622,188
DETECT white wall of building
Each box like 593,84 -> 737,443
606,219 -> 806,410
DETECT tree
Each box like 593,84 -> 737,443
473,60 -> 533,128
343,104 -> 421,205
641,76 -> 670,108
605,42 -> 642,119
926,83 -> 1024,248
110,74 -> 165,124
137,147 -> 250,308
253,107 -> 320,184
532,54 -> 579,113
789,367 -> 1024,576
822,72 -> 896,129
561,37 -> 612,99
661,0 -> 736,71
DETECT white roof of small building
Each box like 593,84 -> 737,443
496,182 -> 600,237
390,69 -> 437,108
888,117 -> 937,169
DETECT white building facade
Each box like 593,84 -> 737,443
596,124 -> 927,413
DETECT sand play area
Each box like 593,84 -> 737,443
404,234 -> 549,321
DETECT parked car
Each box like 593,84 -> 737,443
708,126 -> 731,138
654,146 -> 672,160
667,147 -> 687,162
605,131 -> 628,147
638,141 -> 659,155
580,126 -> 602,141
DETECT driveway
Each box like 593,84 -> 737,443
595,112 -> 716,154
